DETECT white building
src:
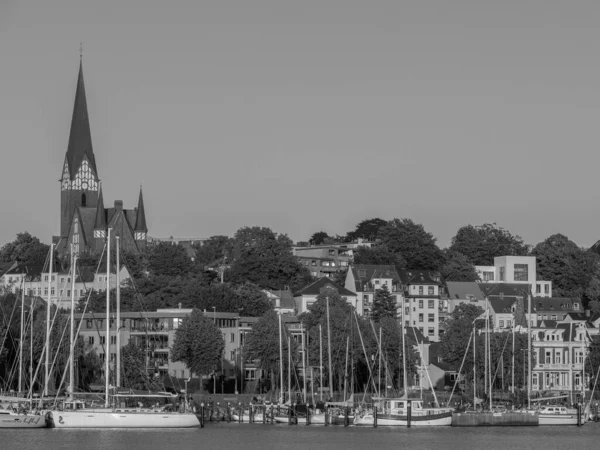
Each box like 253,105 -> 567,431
475,255 -> 552,297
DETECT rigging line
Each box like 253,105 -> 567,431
490,329 -> 511,387
0,294 -> 19,378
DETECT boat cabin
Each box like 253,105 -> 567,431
62,400 -> 86,411
385,399 -> 423,414
539,406 -> 568,415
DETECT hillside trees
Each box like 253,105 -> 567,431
441,251 -> 480,282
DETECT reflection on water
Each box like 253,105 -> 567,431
3,422 -> 599,450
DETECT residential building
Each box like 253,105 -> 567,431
399,270 -> 444,342
475,256 -> 552,297
263,289 -> 296,315
445,281 -> 487,315
1,262 -> 129,309
293,278 -> 357,315
55,59 -> 148,259
293,239 -> 375,279
531,322 -> 597,393
534,298 -> 583,323
344,264 -> 402,316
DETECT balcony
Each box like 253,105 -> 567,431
535,363 -> 582,371
130,325 -> 171,334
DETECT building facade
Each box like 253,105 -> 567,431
399,270 -> 444,342
344,264 -> 402,316
475,256 -> 552,297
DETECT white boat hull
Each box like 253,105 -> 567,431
48,410 -> 199,428
0,413 -> 47,428
354,412 -> 453,427
538,413 -> 579,426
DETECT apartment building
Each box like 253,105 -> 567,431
293,239 -> 374,279
344,264 -> 402,316
475,256 -> 552,297
1,262 -> 129,309
399,270 -> 444,342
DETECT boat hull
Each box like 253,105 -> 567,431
47,410 -> 199,428
538,413 -> 579,426
0,414 -> 47,428
354,411 -> 453,427
452,411 -> 538,427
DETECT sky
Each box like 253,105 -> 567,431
1,0 -> 599,249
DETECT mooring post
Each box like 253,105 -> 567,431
200,403 -> 205,428
407,401 -> 412,428
373,406 -> 378,428
249,403 -> 253,424
239,403 -> 243,423
345,406 -> 349,427
577,403 -> 582,427
271,405 -> 275,424
324,405 -> 329,426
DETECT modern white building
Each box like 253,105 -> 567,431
475,255 -> 552,297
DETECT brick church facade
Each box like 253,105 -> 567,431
54,60 -> 148,258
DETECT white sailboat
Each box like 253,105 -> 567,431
49,233 -> 199,428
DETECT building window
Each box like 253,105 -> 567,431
67,290 -> 71,297
419,313 -> 423,322
88,336 -> 94,345
428,314 -> 434,323
60,289 -> 64,297
311,261 -> 316,266
51,287 -> 55,296
405,321 -> 410,328
499,267 -> 505,282
545,285 -> 550,294
536,284 -> 541,293
100,336 -> 106,345
110,336 -> 116,345
405,307 -> 409,315
428,300 -> 434,309
514,264 -> 529,282
375,280 -> 380,285
86,320 -> 92,328
428,286 -> 434,295
499,320 -> 504,328
110,353 -> 116,362
574,303 -> 579,310
555,352 -> 561,364
507,320 -> 512,328
419,286 -> 424,295
363,295 -> 369,302
230,333 -> 235,343
545,351 -> 551,364
419,300 -> 423,308
44,275 -> 48,282
44,288 -> 48,296
551,314 -> 557,321
428,327 -> 435,336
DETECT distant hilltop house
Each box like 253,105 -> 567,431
53,59 -> 148,260
293,239 -> 374,279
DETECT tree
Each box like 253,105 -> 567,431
589,300 -> 600,316
377,219 -> 444,269
371,285 -> 397,322
439,303 -> 485,370
121,341 -> 153,390
449,223 -> 529,266
531,234 -> 600,299
227,226 -> 309,290
346,218 -> 387,242
441,251 -> 480,282
352,244 -> 406,267
194,235 -> 230,268
233,282 -> 273,317
310,231 -> 329,246
147,242 -> 194,278
0,232 -> 51,271
243,310 -> 296,394
171,309 -> 225,377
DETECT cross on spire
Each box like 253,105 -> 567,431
79,42 -> 83,61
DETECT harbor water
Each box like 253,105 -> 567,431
3,422 -> 599,450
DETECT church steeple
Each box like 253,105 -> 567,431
65,60 -> 98,180
134,186 -> 147,234
94,184 -> 107,230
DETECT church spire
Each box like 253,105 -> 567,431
65,59 -> 97,179
94,183 -> 106,230
134,186 -> 147,233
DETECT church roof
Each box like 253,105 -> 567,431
135,187 -> 147,232
65,61 -> 97,179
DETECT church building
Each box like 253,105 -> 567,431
55,60 -> 148,259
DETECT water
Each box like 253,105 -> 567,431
3,422 -> 599,450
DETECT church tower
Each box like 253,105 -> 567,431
60,59 -> 99,241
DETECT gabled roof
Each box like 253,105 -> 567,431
293,277 -> 357,297
479,283 -> 529,297
488,296 -> 516,314
398,270 -> 442,286
2,262 -> 61,281
94,185 -> 107,229
65,61 -> 97,179
445,282 -> 485,300
265,289 -> 295,310
534,297 -> 582,313
350,264 -> 401,290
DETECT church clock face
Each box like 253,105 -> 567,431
82,181 -> 88,189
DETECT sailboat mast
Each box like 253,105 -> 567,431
512,319 -> 515,394
116,236 -> 121,388
302,324 -> 307,403
378,327 -> 382,398
278,312 -> 284,404
44,243 -> 54,398
19,278 -> 25,393
527,292 -> 531,410
489,311 -> 492,411
287,336 -> 291,405
326,297 -> 333,399
105,228 -> 111,408
401,313 -> 407,395
69,249 -> 77,400
473,323 -> 476,408
343,335 -> 349,403
319,324 -> 323,402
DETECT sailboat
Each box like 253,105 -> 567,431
48,233 -> 199,428
354,316 -> 453,427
